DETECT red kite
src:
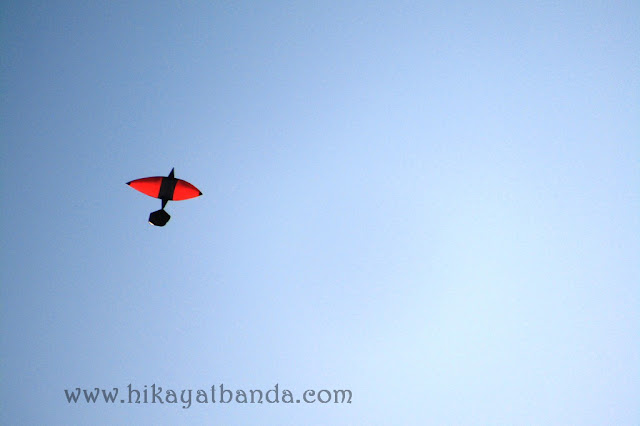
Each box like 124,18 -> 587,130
127,168 -> 202,226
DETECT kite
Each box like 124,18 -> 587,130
127,168 -> 202,226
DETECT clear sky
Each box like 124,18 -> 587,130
1,1 -> 638,424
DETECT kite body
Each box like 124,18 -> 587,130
127,168 -> 202,226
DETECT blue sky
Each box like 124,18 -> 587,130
2,1 -> 638,424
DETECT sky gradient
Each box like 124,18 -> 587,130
2,1 -> 639,424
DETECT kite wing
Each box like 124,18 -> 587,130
127,177 -> 164,198
172,180 -> 202,200
127,174 -> 202,201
